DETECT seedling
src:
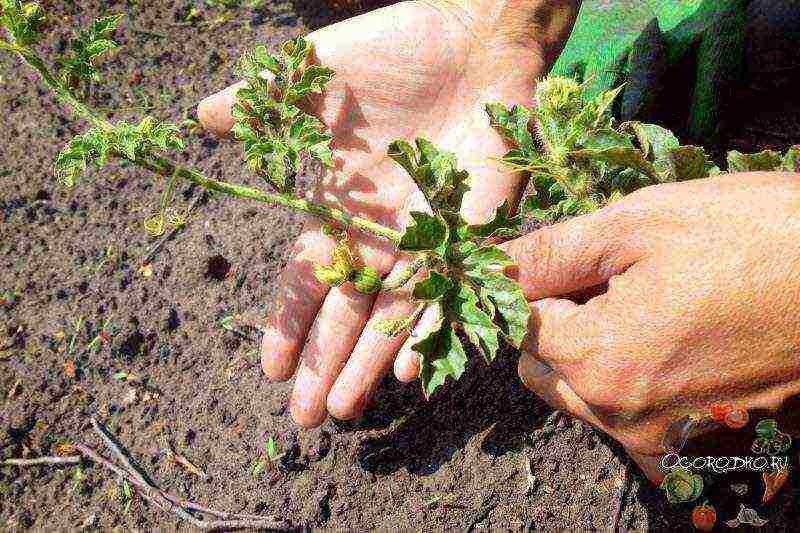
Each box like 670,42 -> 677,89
2,2 -> 797,398
252,435 -> 281,477
86,316 -> 114,353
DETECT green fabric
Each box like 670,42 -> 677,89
551,0 -> 748,141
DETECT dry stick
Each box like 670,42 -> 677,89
2,455 -> 82,466
87,419 -> 285,530
609,467 -> 629,533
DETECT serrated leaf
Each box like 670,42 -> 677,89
467,199 -> 520,240
387,140 -> 418,177
485,102 -> 535,154
570,146 -> 656,179
662,146 -> 715,182
398,211 -> 449,254
620,121 -> 680,160
461,245 -> 515,278
412,271 -> 454,301
467,272 -> 529,349
413,317 -> 467,399
446,284 -> 500,363
727,150 -> 784,173
782,146 -> 800,173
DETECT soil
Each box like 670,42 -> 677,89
2,1 -> 800,531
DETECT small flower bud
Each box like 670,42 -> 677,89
353,266 -> 381,294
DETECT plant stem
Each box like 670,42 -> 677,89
383,256 -> 426,290
5,41 -> 403,245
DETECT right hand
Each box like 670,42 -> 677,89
502,172 -> 800,482
197,0 -> 580,427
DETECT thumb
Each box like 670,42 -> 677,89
500,208 -> 642,300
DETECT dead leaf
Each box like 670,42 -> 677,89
165,442 -> 209,480
763,469 -> 789,503
55,442 -> 76,456
64,359 -> 77,379
139,263 -> 153,278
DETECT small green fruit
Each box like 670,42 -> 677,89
353,266 -> 381,294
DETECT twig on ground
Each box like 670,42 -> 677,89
6,419 -> 287,531
2,455 -> 82,466
609,466 -> 629,533
466,494 -> 498,532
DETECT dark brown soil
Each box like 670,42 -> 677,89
2,1 -> 800,531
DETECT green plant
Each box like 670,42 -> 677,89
3,2 -> 798,398
252,435 -> 281,477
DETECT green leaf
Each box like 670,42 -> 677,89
265,436 -> 279,461
282,37 -> 311,70
579,128 -> 634,151
398,211 -> 449,254
570,146 -> 656,179
662,146 -> 716,182
387,140 -> 418,177
620,121 -> 680,160
485,102 -> 535,154
468,272 -> 529,349
412,317 -> 467,399
727,150 -> 784,173
519,194 -> 552,222
286,65 -> 335,103
467,199 -> 520,240
446,284 -> 500,363
461,245 -> 515,278
388,138 -> 469,212
782,146 -> 800,173
412,271 -> 454,301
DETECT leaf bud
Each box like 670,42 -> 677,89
353,266 -> 381,294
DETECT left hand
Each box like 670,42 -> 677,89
197,0 -> 580,427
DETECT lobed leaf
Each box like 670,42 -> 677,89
412,314 -> 467,399
466,272 -> 529,349
412,271 -> 453,301
398,211 -> 449,255
446,284 -> 500,364
467,199 -> 520,240
726,150 -> 784,173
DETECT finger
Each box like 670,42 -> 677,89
500,207 -> 642,300
394,303 -> 441,382
260,221 -> 335,381
518,353 -> 603,428
327,260 -> 420,419
289,283 -> 376,428
523,298 -> 598,375
197,81 -> 245,137
627,449 -> 665,484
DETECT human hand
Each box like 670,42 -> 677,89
197,0 -> 580,427
503,172 -> 800,482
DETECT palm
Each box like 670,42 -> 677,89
198,0 -> 568,427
